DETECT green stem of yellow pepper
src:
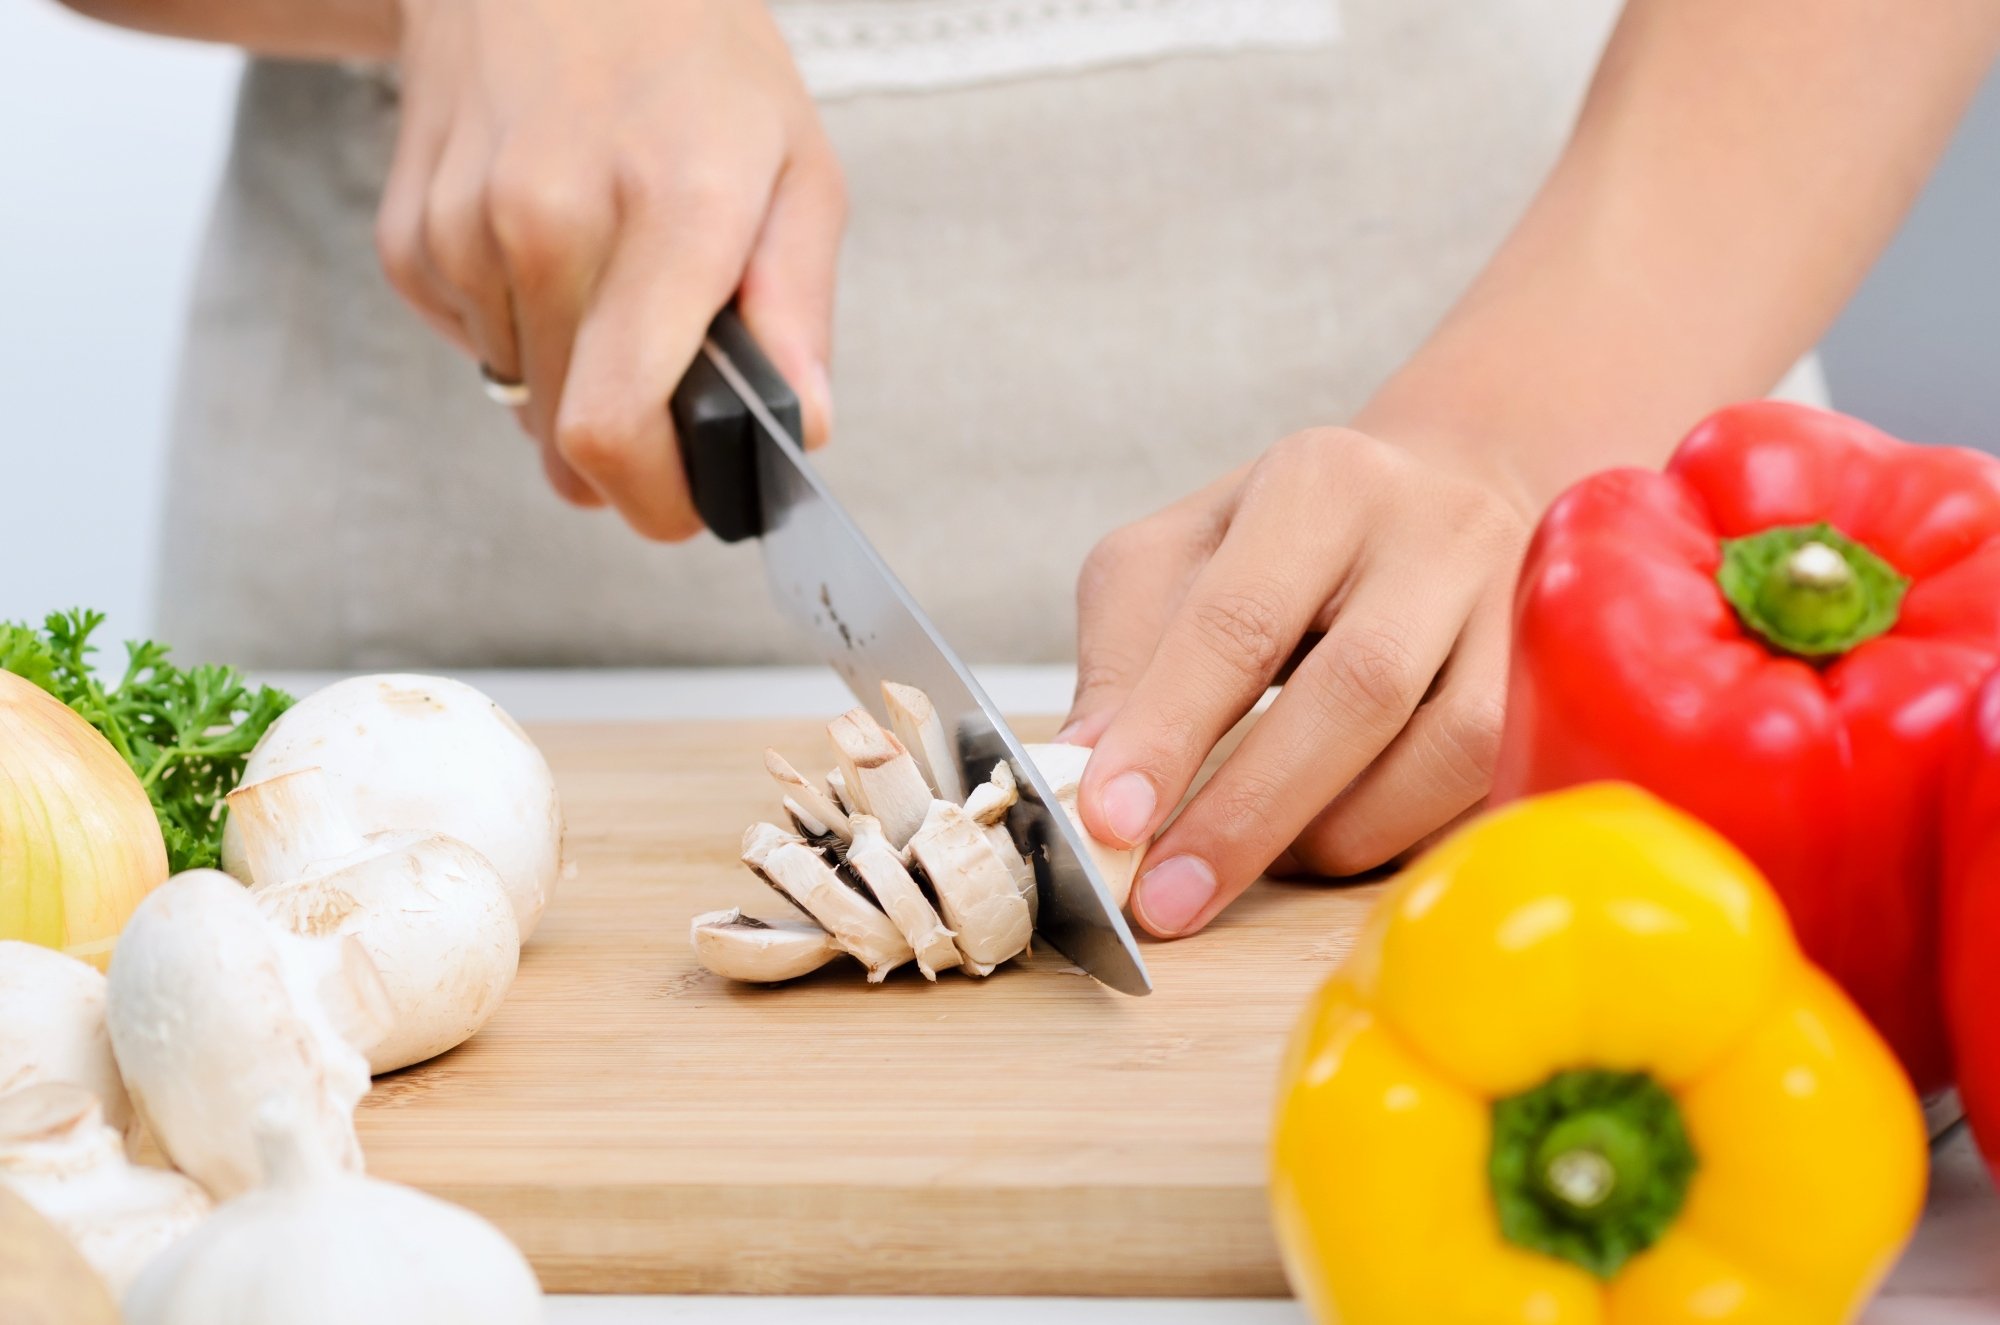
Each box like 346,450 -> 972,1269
1489,1069 -> 1699,1278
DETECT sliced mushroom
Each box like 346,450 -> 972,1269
764,750 -> 851,841
882,682 -> 966,803
909,800 -> 1034,977
825,769 -> 854,815
845,817 -> 960,980
967,762 -> 1036,922
1028,743 -> 1144,909
741,825 -> 913,982
690,910 -> 844,984
827,709 -> 933,849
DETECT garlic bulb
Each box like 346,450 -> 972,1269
106,870 -> 392,1199
222,673 -> 565,941
0,671 -> 169,969
123,1101 -> 544,1325
0,1083 -> 209,1295
0,940 -> 132,1142
0,1184 -> 120,1325
230,768 -> 522,1074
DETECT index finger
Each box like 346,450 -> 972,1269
1078,438 -> 1366,850
553,194 -> 757,542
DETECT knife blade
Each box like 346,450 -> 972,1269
669,309 -> 1152,996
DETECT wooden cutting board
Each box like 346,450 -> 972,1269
354,718 -> 1380,1297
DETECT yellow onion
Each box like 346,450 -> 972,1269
0,672 -> 168,969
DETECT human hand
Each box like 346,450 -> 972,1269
377,0 -> 844,538
1061,429 -> 1533,938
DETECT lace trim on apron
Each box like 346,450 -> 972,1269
772,0 -> 1342,97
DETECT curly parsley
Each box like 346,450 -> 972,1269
0,610 -> 292,872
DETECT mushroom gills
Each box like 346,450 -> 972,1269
741,826 -> 914,982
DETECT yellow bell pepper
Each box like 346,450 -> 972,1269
1271,783 -> 1926,1324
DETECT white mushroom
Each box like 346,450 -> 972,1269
966,762 -> 1036,921
228,768 -> 522,1075
0,941 -> 131,1144
0,1084 -> 209,1296
764,750 -> 850,841
690,909 -> 844,984
844,817 -> 960,980
908,800 -> 1034,977
1028,743 -> 1143,909
104,870 -> 391,1200
825,769 -> 854,815
741,825 -> 913,982
882,682 -> 966,802
826,709 -> 933,849
221,674 -> 565,942
123,1099 -> 543,1325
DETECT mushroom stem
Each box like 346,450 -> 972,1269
226,769 -> 368,886
883,682 -> 965,802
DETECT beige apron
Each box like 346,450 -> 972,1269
156,0 -> 1630,668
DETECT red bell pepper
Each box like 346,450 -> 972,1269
1945,673 -> 2000,1172
1493,401 -> 2000,1093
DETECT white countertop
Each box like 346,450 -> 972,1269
266,666 -> 2000,1324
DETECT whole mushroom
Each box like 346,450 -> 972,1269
221,674 -> 564,941
0,941 -> 132,1143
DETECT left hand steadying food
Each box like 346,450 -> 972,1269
1060,429 -> 1533,939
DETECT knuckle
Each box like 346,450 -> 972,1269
1077,523 -> 1153,598
372,218 -> 423,298
1292,824 -> 1392,880
1189,580 -> 1293,684
553,412 -> 633,477
1317,624 -> 1424,722
1422,694 -> 1507,799
487,164 -> 597,274
1194,767 -> 1295,847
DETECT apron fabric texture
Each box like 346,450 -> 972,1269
157,0 -> 1638,667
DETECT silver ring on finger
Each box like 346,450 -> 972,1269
479,363 -> 530,408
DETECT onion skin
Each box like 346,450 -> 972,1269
0,673 -> 169,970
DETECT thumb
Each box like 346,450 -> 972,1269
737,141 -> 847,450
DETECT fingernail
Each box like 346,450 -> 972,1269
1099,772 -> 1157,847
1053,721 -> 1085,744
804,361 -> 833,444
1137,856 -> 1218,936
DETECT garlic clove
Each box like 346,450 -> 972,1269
0,1083 -> 210,1296
0,941 -> 133,1147
826,709 -> 933,849
742,826 -> 913,982
231,769 -> 522,1076
690,910 -> 844,984
909,800 -> 1034,977
844,818 -> 960,980
1027,743 -> 1143,909
105,870 -> 388,1200
122,1099 -> 543,1325
882,682 -> 966,803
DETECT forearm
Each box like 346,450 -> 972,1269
1359,0 -> 2000,509
54,0 -> 400,60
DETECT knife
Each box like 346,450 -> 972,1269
669,309 -> 1152,996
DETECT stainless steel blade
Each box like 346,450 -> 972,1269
700,339 -> 1152,996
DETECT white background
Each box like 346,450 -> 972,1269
3,4 -> 1998,649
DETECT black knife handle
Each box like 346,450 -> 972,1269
669,307 -> 802,543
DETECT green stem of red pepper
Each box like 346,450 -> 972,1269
1489,1069 -> 1698,1278
1717,522 -> 1909,661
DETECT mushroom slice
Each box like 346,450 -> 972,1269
825,769 -> 854,815
845,817 -> 960,980
1028,743 -> 1144,909
909,800 -> 1034,977
690,909 -> 843,984
966,762 -> 1036,922
882,683 -> 965,802
765,750 -> 851,841
827,709 -> 933,849
782,798 -> 850,861
741,825 -> 913,982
